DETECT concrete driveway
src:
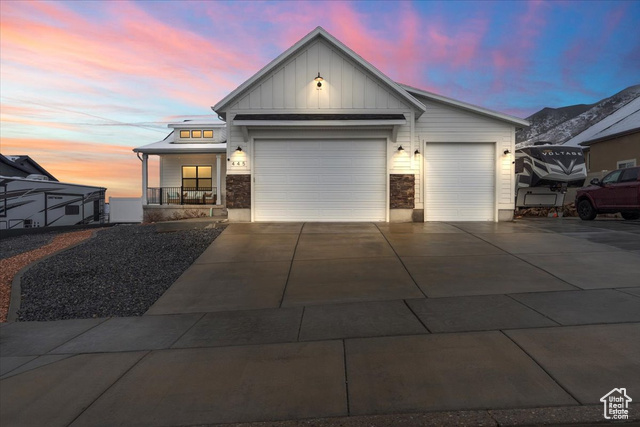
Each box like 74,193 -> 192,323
147,219 -> 640,313
2,219 -> 640,426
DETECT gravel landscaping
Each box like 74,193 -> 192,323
17,224 -> 224,321
0,232 -> 60,260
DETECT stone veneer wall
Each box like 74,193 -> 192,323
390,174 -> 415,209
226,175 -> 251,209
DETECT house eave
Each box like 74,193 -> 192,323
579,127 -> 640,146
399,83 -> 530,128
167,123 -> 225,129
233,119 -> 406,127
133,146 -> 227,155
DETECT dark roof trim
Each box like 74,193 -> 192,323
579,127 -> 640,146
233,114 -> 406,121
0,154 -> 58,181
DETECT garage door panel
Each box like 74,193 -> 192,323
425,143 -> 495,222
254,139 -> 387,221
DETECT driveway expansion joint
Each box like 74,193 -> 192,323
499,330 -> 582,406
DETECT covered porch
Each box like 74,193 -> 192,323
137,152 -> 225,207
133,122 -> 227,220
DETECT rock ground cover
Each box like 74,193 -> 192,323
0,232 -> 59,260
16,224 -> 223,321
0,230 -> 95,322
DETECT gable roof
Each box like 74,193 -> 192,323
400,84 -> 530,128
0,154 -> 58,181
212,26 -> 427,117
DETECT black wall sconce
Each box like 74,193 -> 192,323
314,72 -> 324,88
503,149 -> 511,155
236,146 -> 243,152
397,145 -> 404,153
414,149 -> 420,155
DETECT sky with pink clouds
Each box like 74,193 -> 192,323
1,0 -> 639,197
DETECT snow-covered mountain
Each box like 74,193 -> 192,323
516,84 -> 640,147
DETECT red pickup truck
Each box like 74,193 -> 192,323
575,166 -> 640,220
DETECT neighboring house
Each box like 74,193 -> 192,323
133,120 -> 227,219
581,101 -> 639,175
564,97 -> 640,176
0,154 -> 58,181
136,26 -> 529,222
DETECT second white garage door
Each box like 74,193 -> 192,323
254,139 -> 387,221
425,143 -> 495,221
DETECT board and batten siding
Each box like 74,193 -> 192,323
159,154 -> 226,197
228,40 -> 408,112
413,96 -> 516,213
223,38 -> 415,176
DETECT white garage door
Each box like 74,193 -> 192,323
425,143 -> 495,221
254,139 -> 386,221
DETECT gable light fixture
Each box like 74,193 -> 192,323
414,149 -> 420,156
236,146 -> 243,152
314,72 -> 324,88
397,145 -> 404,153
503,149 -> 511,155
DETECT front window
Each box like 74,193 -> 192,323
182,166 -> 212,189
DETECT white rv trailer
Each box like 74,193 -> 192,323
0,175 -> 106,230
515,145 -> 587,208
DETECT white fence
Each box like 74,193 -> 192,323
109,197 -> 143,223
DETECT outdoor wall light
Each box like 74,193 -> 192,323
414,149 -> 420,156
314,72 -> 324,88
397,145 -> 404,152
503,149 -> 511,155
236,146 -> 243,152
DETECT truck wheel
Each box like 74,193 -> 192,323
621,212 -> 640,220
577,199 -> 597,220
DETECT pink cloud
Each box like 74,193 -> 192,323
0,1 -> 258,110
1,137 -> 157,198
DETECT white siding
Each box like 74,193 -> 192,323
228,39 -> 409,112
414,96 -> 515,212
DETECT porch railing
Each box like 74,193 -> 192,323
146,187 -> 217,205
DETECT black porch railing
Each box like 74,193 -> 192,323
147,187 -> 217,205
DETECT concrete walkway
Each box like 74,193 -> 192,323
2,219 -> 640,426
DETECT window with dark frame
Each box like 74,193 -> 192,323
178,129 -> 214,139
182,166 -> 212,190
65,205 -> 80,215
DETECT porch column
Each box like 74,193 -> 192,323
216,154 -> 222,205
141,153 -> 148,205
